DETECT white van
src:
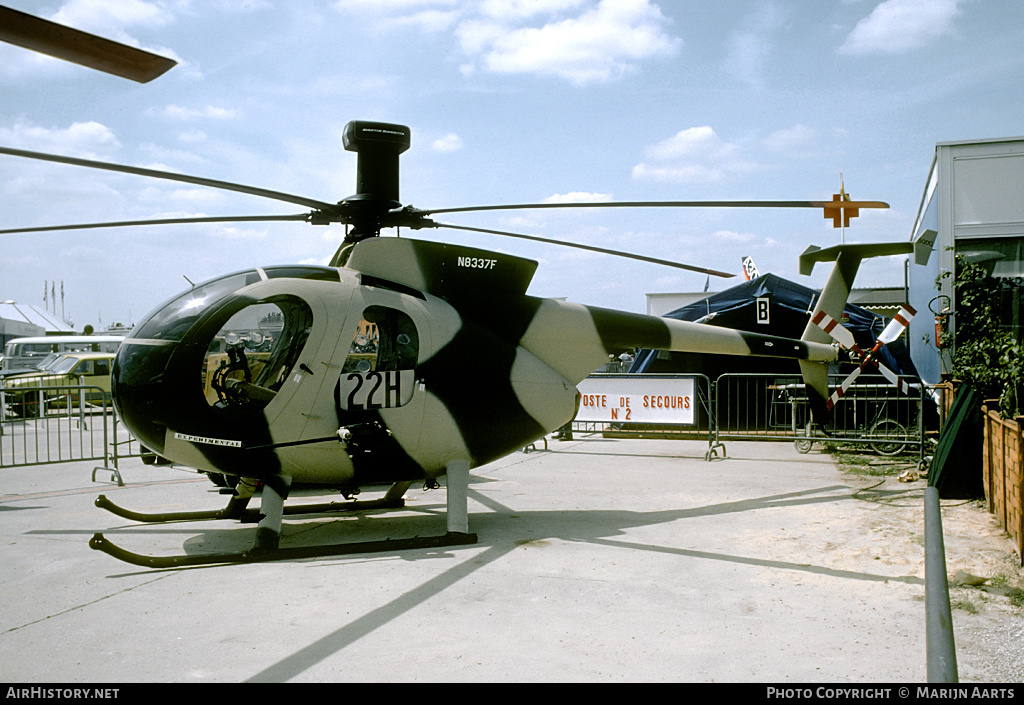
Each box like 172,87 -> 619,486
1,335 -> 124,372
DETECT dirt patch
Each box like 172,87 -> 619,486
831,448 -> 1024,683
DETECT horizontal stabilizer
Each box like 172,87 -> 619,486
799,242 -> 913,277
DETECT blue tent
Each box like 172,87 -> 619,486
630,273 -> 918,380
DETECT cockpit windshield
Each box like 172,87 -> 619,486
120,265 -> 340,415
131,266 -> 339,343
135,271 -> 260,342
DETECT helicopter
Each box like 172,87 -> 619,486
0,119 -> 910,569
0,11 -> 907,568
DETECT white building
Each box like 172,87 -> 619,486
0,301 -> 76,346
908,137 -> 1024,384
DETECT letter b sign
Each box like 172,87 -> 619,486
756,297 -> 770,325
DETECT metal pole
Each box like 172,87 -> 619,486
925,485 -> 959,682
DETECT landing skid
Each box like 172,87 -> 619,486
88,530 -> 479,569
93,493 -> 407,524
90,462 -> 477,568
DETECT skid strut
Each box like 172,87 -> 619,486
90,470 -> 478,568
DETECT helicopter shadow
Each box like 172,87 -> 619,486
244,480 -> 923,683
29,477 -> 924,584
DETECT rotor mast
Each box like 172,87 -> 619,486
338,121 -> 411,241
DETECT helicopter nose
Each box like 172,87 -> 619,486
109,264 -> 339,474
111,340 -> 175,454
110,267 -> 265,455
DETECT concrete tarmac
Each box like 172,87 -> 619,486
0,435 -> 932,683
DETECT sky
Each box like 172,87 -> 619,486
1,0 -> 1022,331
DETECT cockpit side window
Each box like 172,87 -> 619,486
337,305 -> 419,412
342,305 -> 418,372
203,295 -> 313,411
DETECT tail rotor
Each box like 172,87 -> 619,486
812,304 -> 917,410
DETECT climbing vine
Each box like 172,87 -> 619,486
941,256 -> 1024,417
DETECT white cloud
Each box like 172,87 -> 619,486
711,229 -> 757,243
431,133 -> 463,152
478,0 -> 587,21
334,0 -> 456,9
497,215 -> 544,230
0,121 -> 121,158
177,129 -> 208,143
168,189 -> 229,206
135,185 -> 227,205
333,0 -> 460,32
643,126 -> 737,161
762,124 -> 816,152
722,2 -> 787,91
211,224 -> 268,240
838,0 -> 965,55
393,9 -> 462,31
51,0 -> 174,33
160,105 -> 240,121
459,0 -> 681,84
631,163 -> 720,182
543,191 -> 613,203
632,126 -> 759,183
334,0 -> 680,84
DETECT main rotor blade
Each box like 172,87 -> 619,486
0,146 -> 339,213
434,222 -> 735,278
0,213 -> 310,236
421,199 -> 890,216
0,6 -> 176,83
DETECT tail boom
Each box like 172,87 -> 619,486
519,299 -> 837,385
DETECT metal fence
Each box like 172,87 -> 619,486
0,382 -> 146,481
715,373 -> 930,464
4,374 -> 935,473
571,372 -> 934,465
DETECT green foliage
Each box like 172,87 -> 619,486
942,256 -> 1024,417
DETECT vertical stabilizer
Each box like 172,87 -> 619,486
798,242 -> 914,420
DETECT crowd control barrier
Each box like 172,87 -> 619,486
574,374 -> 717,458
0,382 -> 147,481
570,372 -> 933,465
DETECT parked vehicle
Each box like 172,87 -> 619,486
1,351 -> 115,417
1,335 -> 123,372
0,352 -> 61,379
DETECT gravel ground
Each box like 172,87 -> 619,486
831,451 -> 1024,683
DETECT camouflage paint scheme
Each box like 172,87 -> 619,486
112,237 -> 837,491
